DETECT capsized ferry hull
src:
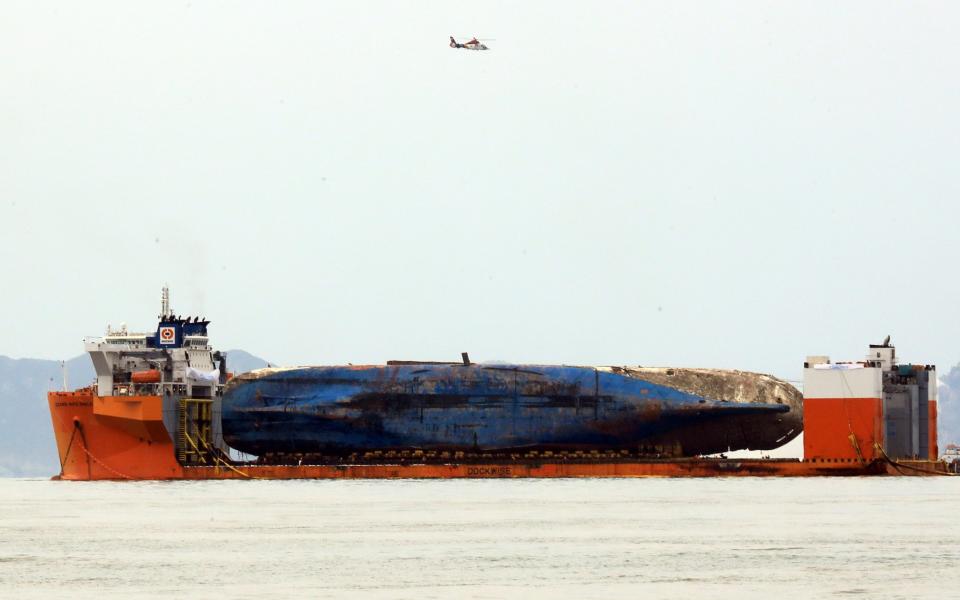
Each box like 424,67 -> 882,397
222,364 -> 804,458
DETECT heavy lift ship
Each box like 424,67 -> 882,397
47,290 -> 952,480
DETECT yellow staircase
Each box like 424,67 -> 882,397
177,398 -> 213,465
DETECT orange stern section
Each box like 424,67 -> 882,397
803,397 -> 884,462
48,389 -> 183,480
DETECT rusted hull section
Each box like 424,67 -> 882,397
223,365 -> 802,458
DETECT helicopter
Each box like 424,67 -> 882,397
449,36 -> 491,51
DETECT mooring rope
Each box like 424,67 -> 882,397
58,424 -> 79,477
874,442 -> 954,477
186,414 -> 260,480
71,421 -> 134,480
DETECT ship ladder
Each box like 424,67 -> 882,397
178,400 -> 260,479
177,398 -> 214,465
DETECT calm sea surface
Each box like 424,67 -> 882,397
1,477 -> 958,599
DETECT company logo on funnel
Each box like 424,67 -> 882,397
159,327 -> 176,345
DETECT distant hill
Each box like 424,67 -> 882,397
0,350 -> 268,477
224,349 -> 271,375
0,355 -> 95,477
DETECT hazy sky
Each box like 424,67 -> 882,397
2,2 -> 959,381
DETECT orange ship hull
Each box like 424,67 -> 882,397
49,390 -> 949,480
49,389 -> 184,480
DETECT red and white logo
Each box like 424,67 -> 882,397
159,326 -> 176,345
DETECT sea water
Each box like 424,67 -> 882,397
0,477 -> 957,599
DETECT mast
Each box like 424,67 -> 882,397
161,285 -> 172,318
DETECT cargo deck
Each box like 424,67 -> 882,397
179,459 -> 942,480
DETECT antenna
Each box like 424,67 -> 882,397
61,360 -> 68,391
161,284 -> 171,318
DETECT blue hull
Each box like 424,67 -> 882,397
222,364 -> 798,457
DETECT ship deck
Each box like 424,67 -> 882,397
178,457 -> 952,480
